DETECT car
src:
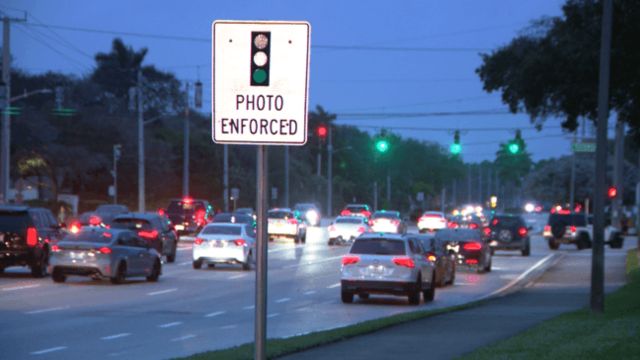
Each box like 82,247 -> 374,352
544,209 -> 623,250
370,210 -> 407,234
340,204 -> 372,219
192,223 -> 256,270
328,216 -> 370,245
340,233 -> 436,305
447,214 -> 484,231
407,233 -> 456,287
436,228 -> 492,273
0,205 -> 65,277
267,209 -> 306,243
68,204 -> 130,233
164,197 -> 214,236
49,227 -> 161,284
212,212 -> 256,228
293,203 -> 322,226
235,208 -> 256,218
486,214 -> 531,256
417,211 -> 448,233
111,213 -> 178,263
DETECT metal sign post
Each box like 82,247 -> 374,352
212,20 -> 310,360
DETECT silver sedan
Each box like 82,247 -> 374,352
49,228 -> 162,284
328,216 -> 370,245
192,223 -> 256,270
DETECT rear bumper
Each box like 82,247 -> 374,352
193,247 -> 248,264
0,251 -> 36,267
341,280 -> 417,295
489,239 -> 525,250
49,264 -> 110,278
545,236 -> 575,244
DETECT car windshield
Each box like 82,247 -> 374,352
423,212 -> 444,218
63,231 -> 112,243
268,211 -> 294,219
350,238 -> 406,255
214,214 -> 252,224
548,214 -> 587,226
96,205 -> 127,214
112,218 -> 153,231
336,217 -> 364,224
167,200 -> 205,214
435,229 -> 482,242
346,205 -> 368,212
372,212 -> 399,219
202,225 -> 242,235
0,211 -> 29,232
492,216 -> 521,227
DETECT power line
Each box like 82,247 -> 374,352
15,26 -> 92,73
336,109 -> 510,118
335,95 -> 498,112
347,124 -> 564,133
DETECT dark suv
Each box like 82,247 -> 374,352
543,212 -> 587,250
165,198 -> 214,236
0,206 -> 65,277
486,214 -> 531,256
111,213 -> 178,262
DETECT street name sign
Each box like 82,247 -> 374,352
572,142 -> 596,153
212,20 -> 311,145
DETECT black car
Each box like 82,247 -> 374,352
486,214 -> 531,256
111,213 -> 178,262
212,212 -> 256,227
407,234 -> 456,287
0,205 -> 65,277
436,229 -> 492,273
164,197 -> 214,236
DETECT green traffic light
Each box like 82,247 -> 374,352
508,142 -> 520,154
375,139 -> 390,153
450,143 -> 462,155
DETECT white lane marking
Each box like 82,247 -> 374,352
243,305 -> 255,310
30,346 -> 67,355
25,306 -> 69,315
147,288 -> 178,296
455,282 -> 473,286
275,297 -> 290,303
220,324 -> 237,330
228,274 -> 247,280
326,282 -> 341,289
178,261 -> 191,266
158,321 -> 182,328
177,247 -> 191,251
101,333 -> 131,340
205,311 -> 226,318
303,290 -> 316,295
283,255 -> 343,269
171,334 -> 196,342
481,253 -> 556,300
267,313 -> 280,318
3,284 -> 40,292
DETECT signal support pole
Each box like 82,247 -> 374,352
327,126 -> 333,217
183,82 -> 190,197
223,144 -> 229,212
255,145 -> 268,360
284,146 -> 289,208
137,69 -> 145,212
592,0 -> 613,314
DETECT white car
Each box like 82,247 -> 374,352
417,211 -> 447,233
192,223 -> 256,270
267,209 -> 306,243
370,211 -> 407,234
328,216 -> 370,245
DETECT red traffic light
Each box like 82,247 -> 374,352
317,125 -> 328,139
607,186 -> 617,199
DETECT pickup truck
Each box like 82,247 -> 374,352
543,212 -> 623,250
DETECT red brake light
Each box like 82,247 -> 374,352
570,225 -> 576,233
26,227 -> 38,247
183,196 -> 193,204
194,237 -> 204,245
483,227 -> 491,236
463,242 -> 483,251
392,219 -> 400,225
558,209 -> 571,215
69,222 -> 81,234
448,222 -> 459,229
544,225 -> 551,232
89,215 -> 102,226
51,244 -> 61,252
518,227 -> 528,237
287,218 -> 298,225
465,258 -> 479,265
342,255 -> 360,266
426,253 -> 437,262
139,230 -> 159,239
392,257 -> 415,268
357,226 -> 366,233
234,239 -> 246,246
328,225 -> 336,232
469,223 -> 478,230
158,208 -> 166,216
341,210 -> 351,216
362,210 -> 371,218
99,247 -> 112,254
491,218 -> 499,226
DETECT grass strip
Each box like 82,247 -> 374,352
463,248 -> 640,360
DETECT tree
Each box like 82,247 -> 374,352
476,0 -> 640,141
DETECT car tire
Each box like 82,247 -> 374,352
521,241 -> 531,256
448,266 -> 456,285
110,262 -> 126,284
341,290 -> 354,304
485,256 -> 492,272
302,232 -> 306,244
192,259 -> 202,269
146,260 -> 161,282
328,239 -> 334,246
242,251 -> 252,271
408,277 -> 421,305
609,234 -> 624,249
423,275 -> 436,302
548,238 -> 560,250
52,269 -> 66,283
30,255 -> 48,278
358,293 -> 369,300
207,263 -> 216,268
167,243 -> 177,263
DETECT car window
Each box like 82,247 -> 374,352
336,217 -> 364,224
64,231 -> 113,243
0,211 -> 30,232
112,218 -> 153,231
245,225 -> 256,238
372,212 -> 400,219
350,238 -> 406,255
268,211 -> 294,219
346,205 -> 368,212
201,225 -> 242,235
492,217 -> 520,228
548,214 -> 586,227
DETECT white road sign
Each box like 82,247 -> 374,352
212,20 -> 311,145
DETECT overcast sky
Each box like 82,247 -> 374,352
3,0 -> 607,162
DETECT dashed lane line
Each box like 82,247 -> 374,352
228,274 -> 247,280
147,288 -> 178,296
172,334 -> 196,342
158,321 -> 183,328
3,284 -> 41,292
283,255 -> 343,269
303,290 -> 316,295
326,282 -> 341,289
220,324 -> 237,330
30,346 -> 67,355
243,305 -> 255,310
267,313 -> 280,318
25,306 -> 70,315
275,297 -> 291,303
205,311 -> 226,318
101,333 -> 131,340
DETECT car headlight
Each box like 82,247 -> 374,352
306,210 -> 319,224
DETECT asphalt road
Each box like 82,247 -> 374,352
0,213 -> 596,360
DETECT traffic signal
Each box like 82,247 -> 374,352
450,130 -> 461,155
250,31 -> 270,86
507,130 -> 523,155
194,80 -> 203,108
607,186 -> 617,199
317,124 -> 328,140
375,139 -> 390,153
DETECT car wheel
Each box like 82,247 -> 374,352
52,269 -> 66,283
448,265 -> 456,285
328,239 -> 334,246
302,232 -> 306,244
110,262 -> 126,284
167,243 -> 177,263
30,254 -> 48,278
408,277 -> 421,305
242,251 -> 252,271
485,256 -> 492,272
358,293 -> 369,300
521,241 -> 531,256
207,263 -> 216,268
146,260 -> 161,282
548,238 -> 560,250
341,290 -> 354,304
294,235 -> 300,244
192,259 -> 202,269
423,275 -> 436,302
609,234 -> 624,249
576,233 -> 590,250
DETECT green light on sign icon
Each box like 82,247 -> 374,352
252,69 -> 268,84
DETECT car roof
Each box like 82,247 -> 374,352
77,227 -> 134,236
269,208 -> 292,212
113,212 -> 160,220
356,232 -> 405,240
345,204 -> 369,207
204,222 -> 244,227
0,205 -> 30,212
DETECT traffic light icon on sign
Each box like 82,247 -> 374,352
251,32 -> 271,86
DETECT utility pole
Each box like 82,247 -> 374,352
327,126 -> 333,217
284,147 -> 289,208
613,119 -> 625,228
316,140 -> 322,200
254,145 -> 268,360
137,69 -> 145,212
373,181 -> 378,211
440,188 -> 446,213
478,166 -> 483,204
592,0 -> 613,314
386,170 -> 391,207
452,179 -> 457,208
467,165 -> 471,204
183,82 -> 190,197
113,144 -> 121,204
570,132 -> 577,212
223,145 -> 229,212
487,167 -> 492,200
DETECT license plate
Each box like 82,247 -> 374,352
175,225 -> 185,231
70,251 -> 85,259
212,241 -> 224,248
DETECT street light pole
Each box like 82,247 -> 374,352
137,69 -> 145,212
327,126 -> 333,218
183,82 -> 190,197
284,146 -> 289,208
1,18 -> 12,203
113,144 -> 121,204
223,144 -> 229,212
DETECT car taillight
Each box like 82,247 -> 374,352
518,227 -> 528,237
392,257 -> 415,268
465,258 -> 479,265
89,215 -> 102,226
234,239 -> 246,246
469,223 -> 478,230
368,219 -> 374,226
463,242 -> 483,251
194,237 -> 204,245
491,218 -> 499,226
342,255 -> 360,266
328,225 -> 336,232
139,230 -> 159,239
26,227 -> 38,247
158,208 -> 166,216
483,227 -> 491,236
570,225 -> 576,233
51,244 -> 61,252
448,222 -> 459,229
362,211 -> 371,218
287,218 -> 298,225
69,222 -> 81,234
392,219 -> 400,225
341,210 -> 351,216
544,225 -> 551,233
426,253 -> 437,262
357,226 -> 366,233
99,247 -> 112,254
